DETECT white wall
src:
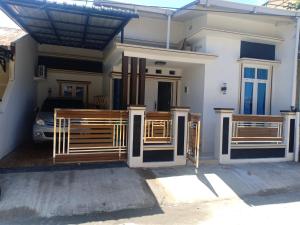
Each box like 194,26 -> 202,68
188,13 -> 297,156
180,64 -> 205,113
0,35 -> 37,159
124,16 -> 185,48
36,70 -> 104,107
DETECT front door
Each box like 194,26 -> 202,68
157,82 -> 172,111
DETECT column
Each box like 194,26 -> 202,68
214,108 -> 234,164
121,54 -> 129,109
127,106 -> 145,168
138,58 -> 146,105
171,107 -> 190,166
130,57 -> 138,105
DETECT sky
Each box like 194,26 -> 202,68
0,0 -> 267,29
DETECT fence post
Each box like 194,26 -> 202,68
127,106 -> 145,168
281,111 -> 297,161
214,108 -> 234,164
171,107 -> 190,166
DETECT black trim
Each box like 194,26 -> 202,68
132,115 -> 141,157
222,117 -> 229,155
143,150 -> 174,162
38,56 -> 102,73
240,41 -> 275,60
289,119 -> 295,153
177,116 -> 185,156
231,148 -> 285,159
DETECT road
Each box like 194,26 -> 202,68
3,188 -> 300,225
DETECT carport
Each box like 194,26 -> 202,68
0,0 -> 138,168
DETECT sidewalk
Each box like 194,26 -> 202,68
1,162 -> 300,221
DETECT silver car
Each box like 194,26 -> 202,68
33,97 -> 84,142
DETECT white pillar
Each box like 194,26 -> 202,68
281,111 -> 297,161
127,106 -> 145,168
171,107 -> 190,165
214,108 -> 234,164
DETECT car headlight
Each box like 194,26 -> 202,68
36,119 -> 45,126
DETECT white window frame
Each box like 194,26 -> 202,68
241,64 -> 272,115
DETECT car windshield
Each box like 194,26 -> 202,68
41,99 -> 84,112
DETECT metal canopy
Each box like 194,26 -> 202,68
0,0 -> 138,50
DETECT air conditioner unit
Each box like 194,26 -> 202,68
36,65 -> 47,79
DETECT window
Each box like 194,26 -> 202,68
241,65 -> 271,115
58,80 -> 90,104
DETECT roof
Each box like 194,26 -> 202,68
173,0 -> 299,18
0,0 -> 139,50
0,27 -> 25,47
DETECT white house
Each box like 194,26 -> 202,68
0,0 -> 299,167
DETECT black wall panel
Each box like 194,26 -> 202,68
177,116 -> 185,156
132,115 -> 141,157
240,41 -> 275,60
231,148 -> 285,159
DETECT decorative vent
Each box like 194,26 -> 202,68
156,69 -> 162,74
169,70 -> 176,75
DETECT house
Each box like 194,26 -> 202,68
0,0 -> 299,167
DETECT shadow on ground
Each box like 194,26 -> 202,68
146,162 -> 300,207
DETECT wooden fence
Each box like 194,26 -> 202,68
231,115 -> 284,144
144,112 -> 172,144
53,109 -> 128,163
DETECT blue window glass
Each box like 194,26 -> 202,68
257,83 -> 266,115
244,68 -> 255,79
244,82 -> 253,114
257,69 -> 268,80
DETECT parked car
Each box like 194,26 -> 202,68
33,97 -> 85,143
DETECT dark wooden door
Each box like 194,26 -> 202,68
157,82 -> 172,111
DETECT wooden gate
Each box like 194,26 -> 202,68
187,113 -> 201,168
53,109 -> 128,164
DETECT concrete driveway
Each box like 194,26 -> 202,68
1,162 -> 300,224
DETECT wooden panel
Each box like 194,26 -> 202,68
122,55 -> 129,109
56,110 -> 128,119
55,153 -> 127,164
237,127 -> 279,137
232,137 -> 283,142
145,112 -> 171,120
232,115 -> 283,122
130,57 -> 138,105
138,58 -> 146,105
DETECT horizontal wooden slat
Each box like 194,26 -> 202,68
232,137 -> 283,142
237,127 -> 279,137
70,143 -> 115,148
232,115 -> 283,122
145,112 -> 171,120
71,125 -> 114,129
55,153 -> 127,164
70,134 -> 113,139
70,138 -> 113,144
56,109 -> 128,119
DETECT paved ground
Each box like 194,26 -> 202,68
1,162 -> 300,224
0,167 -> 157,218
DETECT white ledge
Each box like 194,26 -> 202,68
237,57 -> 281,65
